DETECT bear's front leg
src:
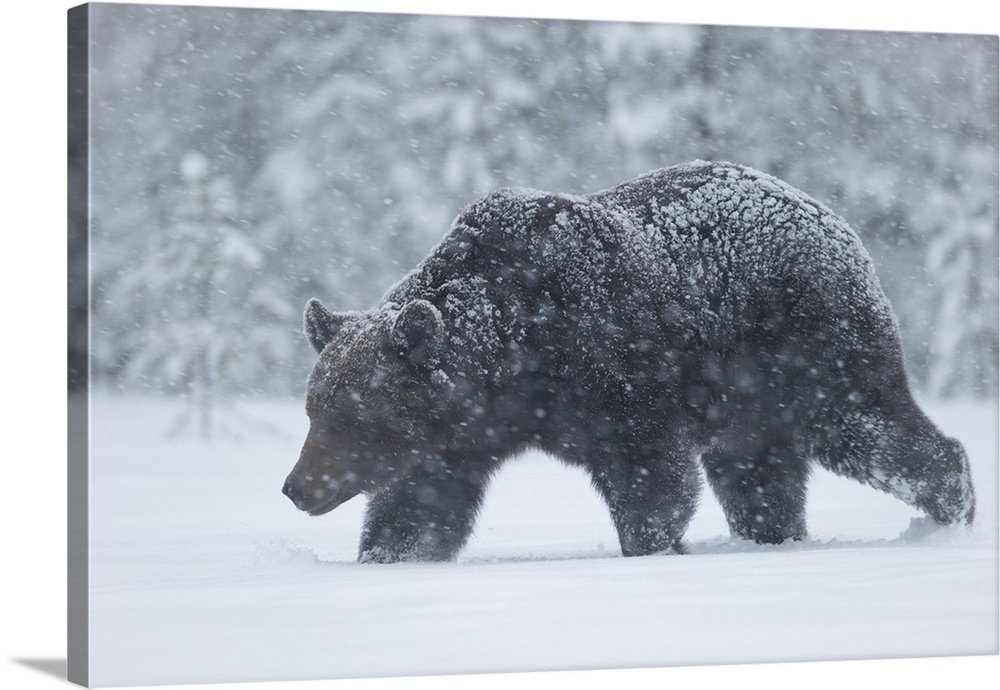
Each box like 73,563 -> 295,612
358,451 -> 501,563
588,446 -> 702,556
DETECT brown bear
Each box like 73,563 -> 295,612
282,161 -> 975,563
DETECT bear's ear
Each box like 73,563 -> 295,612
390,300 -> 445,368
303,298 -> 349,354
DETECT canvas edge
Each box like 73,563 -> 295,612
67,3 -> 91,687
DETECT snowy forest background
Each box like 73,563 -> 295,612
78,3 -> 999,435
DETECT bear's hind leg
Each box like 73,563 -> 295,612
817,402 -> 975,526
359,451 -> 501,563
701,441 -> 809,545
587,447 -> 702,557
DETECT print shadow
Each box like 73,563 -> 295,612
11,657 -> 67,681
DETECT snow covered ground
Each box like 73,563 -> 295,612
86,394 -> 997,688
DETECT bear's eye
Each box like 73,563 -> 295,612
393,372 -> 432,405
396,379 -> 419,394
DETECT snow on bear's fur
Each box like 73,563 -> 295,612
283,161 -> 975,563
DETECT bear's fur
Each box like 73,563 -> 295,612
283,161 -> 975,563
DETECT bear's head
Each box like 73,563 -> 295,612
283,297 -> 452,516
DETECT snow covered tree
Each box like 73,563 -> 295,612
107,151 -> 295,438
924,158 -> 999,397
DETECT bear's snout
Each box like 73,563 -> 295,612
283,471 -> 358,516
282,478 -> 307,509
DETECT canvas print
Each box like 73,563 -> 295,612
68,2 -> 999,687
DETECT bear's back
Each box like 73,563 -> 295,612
584,161 -> 896,347
594,162 -> 880,295
387,162 -> 900,396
